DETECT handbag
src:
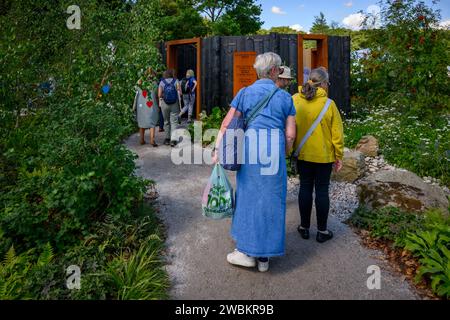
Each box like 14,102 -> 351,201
220,87 -> 279,171
290,98 -> 333,175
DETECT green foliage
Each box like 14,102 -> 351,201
349,206 -> 423,247
188,107 -> 226,145
352,0 -> 450,115
106,237 -> 169,300
0,243 -> 53,300
404,211 -> 450,298
0,0 -> 169,299
311,12 -> 330,34
350,207 -> 450,298
344,104 -> 450,186
150,0 -> 263,39
257,26 -> 305,35
196,0 -> 263,36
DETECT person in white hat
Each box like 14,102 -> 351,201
276,66 -> 294,90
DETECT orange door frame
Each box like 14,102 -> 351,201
297,34 -> 329,86
166,38 -> 202,119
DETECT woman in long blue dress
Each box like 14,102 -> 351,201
214,52 -> 297,272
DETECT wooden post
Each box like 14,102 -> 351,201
166,38 -> 202,119
297,34 -> 328,86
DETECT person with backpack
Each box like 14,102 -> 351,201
158,69 -> 181,147
292,67 -> 344,243
178,69 -> 197,123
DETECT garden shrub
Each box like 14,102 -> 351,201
351,0 -> 450,117
0,0 -> 169,299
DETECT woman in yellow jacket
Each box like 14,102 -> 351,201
292,67 -> 344,243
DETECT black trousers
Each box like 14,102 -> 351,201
297,160 -> 333,231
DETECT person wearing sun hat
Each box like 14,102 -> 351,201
276,66 -> 294,90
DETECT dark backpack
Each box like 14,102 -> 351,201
162,79 -> 178,104
180,78 -> 190,94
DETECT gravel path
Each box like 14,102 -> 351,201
125,128 -> 420,300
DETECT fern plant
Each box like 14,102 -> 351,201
0,243 -> 54,299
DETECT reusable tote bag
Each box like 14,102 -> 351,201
202,164 -> 234,219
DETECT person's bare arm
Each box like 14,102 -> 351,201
285,115 -> 296,155
158,86 -> 163,100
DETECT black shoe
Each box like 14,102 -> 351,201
316,230 -> 334,243
297,226 -> 310,239
163,139 -> 170,145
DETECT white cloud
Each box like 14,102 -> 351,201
298,4 -> 305,9
271,6 -> 287,15
343,13 -> 365,30
342,5 -> 382,30
439,19 -> 450,29
290,24 -> 304,31
345,2 -> 353,7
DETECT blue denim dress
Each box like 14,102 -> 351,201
230,79 -> 296,257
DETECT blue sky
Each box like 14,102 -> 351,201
259,0 -> 450,32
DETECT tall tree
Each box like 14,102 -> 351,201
310,12 -> 330,34
195,0 -> 263,35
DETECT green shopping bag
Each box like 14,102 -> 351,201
202,164 -> 234,219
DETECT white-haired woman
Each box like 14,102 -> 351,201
214,52 -> 297,272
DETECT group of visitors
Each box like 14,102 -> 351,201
133,68 -> 197,147
213,52 -> 344,273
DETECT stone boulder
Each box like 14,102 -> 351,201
356,135 -> 379,157
357,169 -> 449,214
332,150 -> 366,183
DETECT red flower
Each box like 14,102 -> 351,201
419,36 -> 425,44
418,15 -> 425,21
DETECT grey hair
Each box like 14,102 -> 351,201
253,52 -> 282,79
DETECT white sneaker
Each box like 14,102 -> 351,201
227,249 -> 256,268
257,259 -> 269,272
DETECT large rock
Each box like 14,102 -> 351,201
332,150 -> 366,183
356,135 -> 379,157
357,169 -> 449,213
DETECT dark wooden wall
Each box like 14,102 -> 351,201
160,34 -> 350,116
327,36 -> 351,116
201,34 -> 298,114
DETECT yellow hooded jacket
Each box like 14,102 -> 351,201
292,86 -> 344,163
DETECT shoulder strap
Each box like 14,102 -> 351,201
293,98 -> 333,158
245,87 -> 279,126
171,79 -> 176,85
162,79 -> 168,86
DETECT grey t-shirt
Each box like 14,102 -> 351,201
158,78 -> 179,91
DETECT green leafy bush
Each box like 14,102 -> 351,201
188,107 -> 227,145
0,243 -> 54,300
349,206 -> 423,247
352,0 -> 450,116
0,1 -> 169,299
344,104 -> 450,186
404,211 -> 450,298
